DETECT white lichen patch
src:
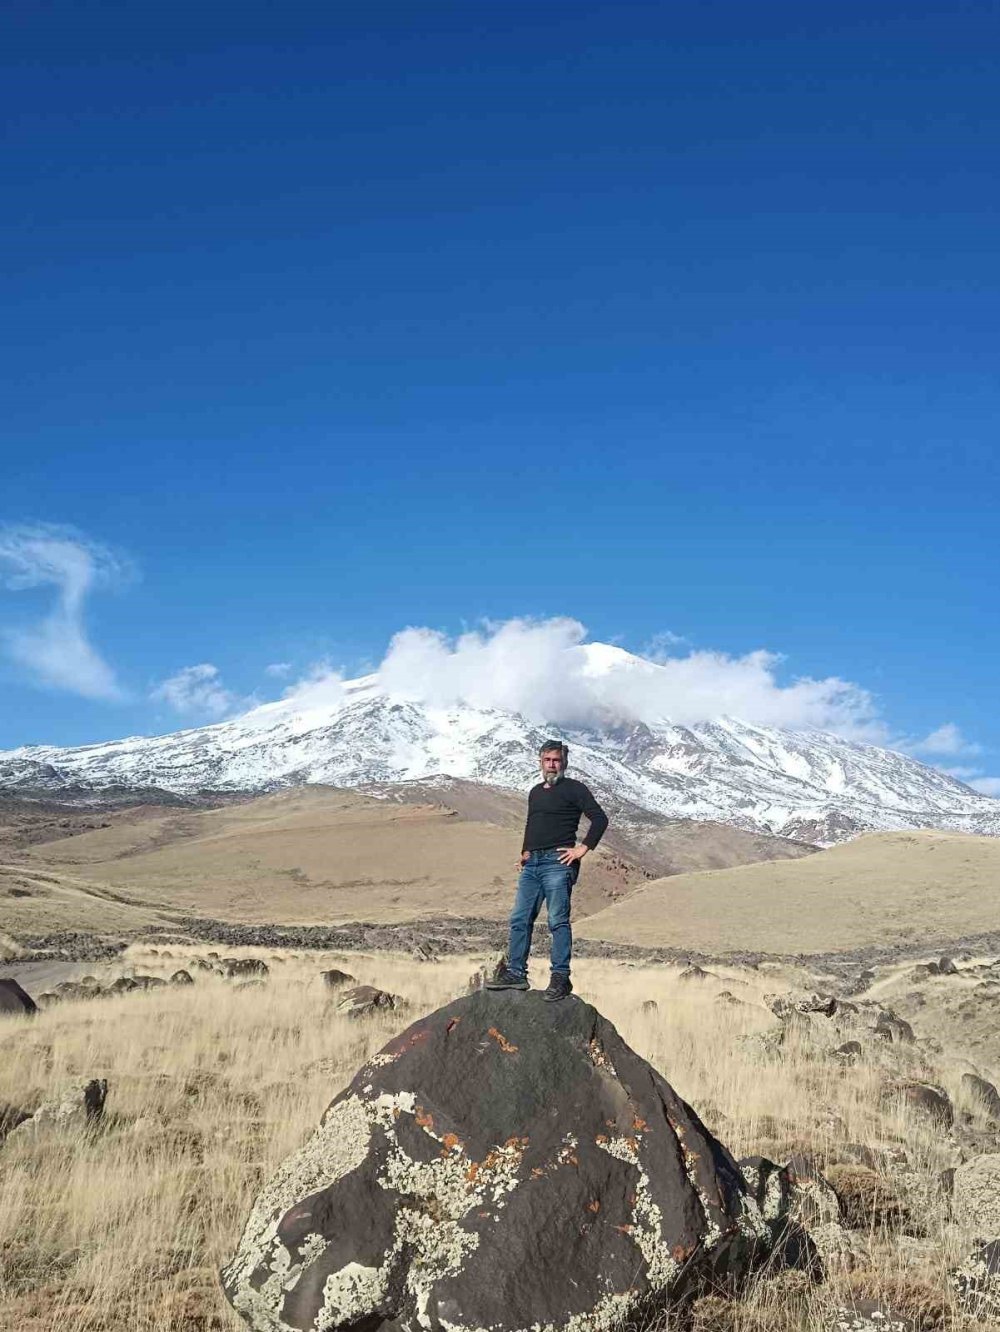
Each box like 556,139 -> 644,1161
761,1170 -> 785,1223
317,1262 -> 388,1331
226,1094 -> 372,1328
596,1135 -> 679,1290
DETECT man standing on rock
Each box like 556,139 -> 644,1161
487,740 -> 609,1002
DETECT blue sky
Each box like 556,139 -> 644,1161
2,2 -> 998,791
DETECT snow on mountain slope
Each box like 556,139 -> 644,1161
1,644 -> 997,844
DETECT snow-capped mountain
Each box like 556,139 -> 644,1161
1,644 -> 997,845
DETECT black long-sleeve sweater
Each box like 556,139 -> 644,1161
521,777 -> 609,853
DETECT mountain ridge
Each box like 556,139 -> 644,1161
1,643 -> 997,845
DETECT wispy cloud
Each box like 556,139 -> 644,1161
909,723 -> 981,758
152,663 -> 240,719
0,522 -> 130,700
265,661 -> 292,677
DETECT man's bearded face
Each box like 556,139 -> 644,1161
540,749 -> 565,785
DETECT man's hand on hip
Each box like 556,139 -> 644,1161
558,844 -> 590,865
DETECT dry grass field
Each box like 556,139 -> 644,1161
577,829 -> 1000,954
4,787 -> 650,935
1,784 -> 815,942
2,947 -> 997,1331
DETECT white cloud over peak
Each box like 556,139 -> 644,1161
0,522 -> 130,700
152,663 -> 239,719
969,777 -> 1000,797
372,617 -> 882,736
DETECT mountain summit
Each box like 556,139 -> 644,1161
1,643 -> 996,845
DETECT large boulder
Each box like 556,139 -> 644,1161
222,991 -> 774,1331
0,978 -> 37,1017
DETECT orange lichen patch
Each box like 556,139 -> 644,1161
488,1027 -> 518,1054
392,1108 -> 401,1120
442,1132 -> 462,1152
615,1225 -> 634,1236
568,1154 -> 579,1167
605,1119 -> 617,1129
531,1167 -> 546,1178
596,1134 -> 608,1145
587,1200 -> 601,1213
465,1162 -> 480,1182
632,1116 -> 648,1133
621,1137 -> 639,1156
504,1136 -> 529,1149
445,1017 -> 461,1034
415,1109 -> 435,1130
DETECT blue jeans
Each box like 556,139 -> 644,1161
507,848 -> 579,979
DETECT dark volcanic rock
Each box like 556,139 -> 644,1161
898,1082 -> 953,1127
222,991 -> 774,1332
952,1239 -> 1000,1320
321,968 -> 356,990
335,985 -> 403,1019
0,977 -> 37,1017
679,964 -> 714,981
221,957 -> 270,980
170,969 -> 195,986
963,1073 -> 1000,1122
825,1164 -> 910,1232
873,1015 -> 915,1045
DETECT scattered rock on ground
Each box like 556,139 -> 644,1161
963,1073 -> 1000,1121
825,1164 -> 910,1232
321,968 -> 356,989
222,991 -> 783,1331
952,1238 -> 1000,1320
220,958 -> 270,980
874,1015 -> 915,1045
8,1078 -> 108,1142
170,970 -> 194,986
0,977 -> 37,1017
896,1081 -> 953,1127
335,984 -> 403,1019
833,1041 -> 862,1061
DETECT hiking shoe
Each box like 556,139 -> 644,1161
544,972 -> 573,1002
485,966 -> 530,991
